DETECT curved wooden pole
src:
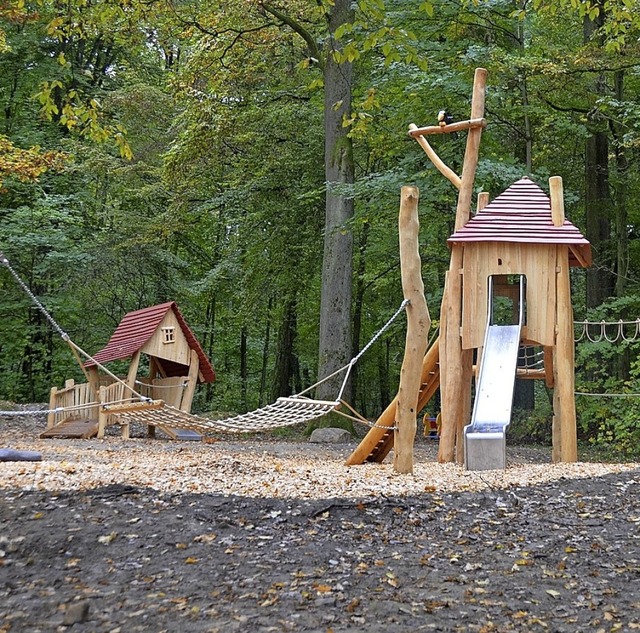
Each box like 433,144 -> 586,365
394,186 -> 430,474
408,124 -> 461,190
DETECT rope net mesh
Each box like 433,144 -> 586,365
114,397 -> 341,434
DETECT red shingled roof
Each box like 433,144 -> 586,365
85,302 -> 215,383
448,177 -> 592,267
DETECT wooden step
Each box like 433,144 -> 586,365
40,418 -> 99,439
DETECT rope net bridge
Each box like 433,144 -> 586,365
96,299 -> 411,436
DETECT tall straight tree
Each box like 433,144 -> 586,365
317,0 -> 355,400
256,0 -> 355,400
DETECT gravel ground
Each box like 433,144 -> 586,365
1,412 -> 639,632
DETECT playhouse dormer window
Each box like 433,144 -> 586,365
161,326 -> 176,344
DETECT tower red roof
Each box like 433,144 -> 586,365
447,177 -> 591,267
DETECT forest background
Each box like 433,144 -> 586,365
1,0 -> 640,456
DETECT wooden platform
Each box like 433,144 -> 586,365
40,418 -> 99,439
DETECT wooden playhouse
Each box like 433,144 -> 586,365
43,302 -> 215,439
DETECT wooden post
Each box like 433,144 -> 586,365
180,349 -> 200,412
549,176 -> 565,227
47,387 -> 58,429
126,350 -> 141,397
394,187 -> 430,474
477,192 -> 490,213
97,385 -> 108,439
438,68 -> 487,464
553,245 -> 578,462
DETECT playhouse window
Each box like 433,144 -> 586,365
161,327 -> 176,344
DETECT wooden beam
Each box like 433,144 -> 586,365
394,186 -> 430,474
408,124 -> 461,190
569,245 -> 590,268
408,117 -> 487,138
101,400 -> 165,414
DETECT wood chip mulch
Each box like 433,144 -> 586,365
1,414 -> 639,632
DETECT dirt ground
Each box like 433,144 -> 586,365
1,412 -> 639,632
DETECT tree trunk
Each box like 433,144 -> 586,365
612,70 -> 630,381
259,296 -> 273,407
584,8 -> 615,309
350,221 -> 370,411
316,0 -> 355,402
272,298 -> 298,399
240,326 -> 248,412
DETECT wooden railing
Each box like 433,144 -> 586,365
47,379 -> 98,429
47,377 -> 144,438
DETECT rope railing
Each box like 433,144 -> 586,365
574,319 -> 640,343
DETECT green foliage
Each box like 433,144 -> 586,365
574,296 -> 640,456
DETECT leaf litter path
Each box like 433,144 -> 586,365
0,418 -> 639,632
1,472 -> 639,633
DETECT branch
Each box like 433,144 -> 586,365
260,1 -> 323,70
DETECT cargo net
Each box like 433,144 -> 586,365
115,397 -> 341,434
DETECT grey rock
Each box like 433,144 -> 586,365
309,427 -> 352,444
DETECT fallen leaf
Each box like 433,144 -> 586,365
98,532 -> 117,545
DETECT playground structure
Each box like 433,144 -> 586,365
0,68 -> 595,471
42,302 -> 216,440
2,249 -> 412,440
347,68 -> 592,470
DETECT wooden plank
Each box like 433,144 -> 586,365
102,399 -> 164,414
40,418 -> 99,439
394,186 -> 430,474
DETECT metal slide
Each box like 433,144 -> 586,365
464,276 -> 525,470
